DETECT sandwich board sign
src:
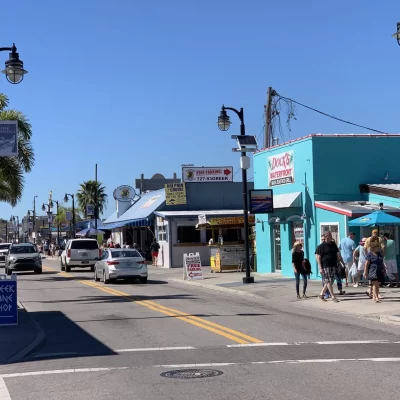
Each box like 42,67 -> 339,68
0,274 -> 18,326
183,252 -> 203,281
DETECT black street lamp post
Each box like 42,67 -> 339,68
64,193 -> 76,239
10,216 -> 19,242
392,22 -> 400,46
50,199 -> 60,242
27,210 -> 34,242
0,44 -> 28,84
42,203 -> 52,247
217,105 -> 254,284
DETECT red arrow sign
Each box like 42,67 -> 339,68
224,169 -> 232,176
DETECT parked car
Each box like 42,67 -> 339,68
60,239 -> 101,272
94,248 -> 148,284
0,243 -> 12,263
5,243 -> 42,275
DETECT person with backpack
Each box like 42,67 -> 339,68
292,241 -> 308,299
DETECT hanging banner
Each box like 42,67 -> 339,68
165,183 -> 187,206
182,166 -> 233,182
268,151 -> 295,187
0,274 -> 18,326
183,252 -> 203,280
66,211 -> 73,221
86,204 -> 95,216
0,121 -> 18,157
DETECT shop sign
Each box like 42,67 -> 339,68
183,252 -> 203,280
267,151 -> 294,187
0,121 -> 18,157
182,166 -> 233,183
165,183 -> 187,205
140,195 -> 161,209
0,275 -> 18,326
293,222 -> 304,243
113,185 -> 136,202
209,215 -> 255,226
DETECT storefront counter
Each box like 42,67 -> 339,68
210,244 -> 251,272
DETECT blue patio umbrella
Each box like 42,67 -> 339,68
76,227 -> 105,237
348,210 -> 400,227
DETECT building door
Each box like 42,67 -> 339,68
273,224 -> 281,271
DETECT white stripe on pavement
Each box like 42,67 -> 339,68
2,358 -> 400,381
227,340 -> 400,348
0,377 -> 12,400
115,346 -> 196,353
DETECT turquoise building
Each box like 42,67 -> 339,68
253,134 -> 400,278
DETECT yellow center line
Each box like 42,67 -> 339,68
42,266 -> 262,344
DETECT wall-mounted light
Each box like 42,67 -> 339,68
301,213 -> 308,220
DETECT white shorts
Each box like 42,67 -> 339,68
358,260 -> 365,271
385,259 -> 398,275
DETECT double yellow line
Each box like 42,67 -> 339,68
43,266 -> 262,345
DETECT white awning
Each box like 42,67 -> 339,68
273,192 -> 302,209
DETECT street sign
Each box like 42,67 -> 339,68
0,274 -> 18,326
86,204 -> 95,216
183,252 -> 203,281
0,121 -> 18,157
182,167 -> 233,183
66,211 -> 72,221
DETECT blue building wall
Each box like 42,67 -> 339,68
254,137 -> 316,275
312,136 -> 400,201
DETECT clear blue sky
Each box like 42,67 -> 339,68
1,0 -> 399,219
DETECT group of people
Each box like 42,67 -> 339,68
292,229 -> 398,303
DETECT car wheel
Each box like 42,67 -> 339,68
103,271 -> 109,284
5,267 -> 11,275
90,265 -> 95,272
139,277 -> 148,284
60,258 -> 65,271
94,268 -> 100,281
34,268 -> 42,274
65,264 -> 71,272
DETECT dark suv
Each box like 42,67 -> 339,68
5,243 -> 42,275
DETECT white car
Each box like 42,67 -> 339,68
0,243 -> 11,263
61,239 -> 101,272
94,248 -> 148,284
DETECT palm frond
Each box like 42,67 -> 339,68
0,93 -> 9,111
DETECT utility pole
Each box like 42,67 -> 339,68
264,87 -> 277,149
94,164 -> 98,230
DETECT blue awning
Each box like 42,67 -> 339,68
102,218 -> 152,230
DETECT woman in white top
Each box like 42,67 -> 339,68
353,237 -> 367,287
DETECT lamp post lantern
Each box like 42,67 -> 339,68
64,193 -> 76,239
0,44 -> 28,84
216,105 -> 254,284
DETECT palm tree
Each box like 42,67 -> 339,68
53,205 -> 81,228
76,180 -> 108,218
0,93 -> 34,206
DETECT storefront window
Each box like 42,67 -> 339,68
157,225 -> 168,242
292,222 -> 304,244
320,223 -> 339,243
177,226 -> 200,243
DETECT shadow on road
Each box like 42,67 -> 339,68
24,310 -> 117,362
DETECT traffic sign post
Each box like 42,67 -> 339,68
183,253 -> 204,281
0,274 -> 18,326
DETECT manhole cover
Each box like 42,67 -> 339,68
160,369 -> 224,379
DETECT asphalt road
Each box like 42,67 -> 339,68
1,258 -> 400,399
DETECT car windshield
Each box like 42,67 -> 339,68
71,240 -> 98,250
10,245 -> 36,254
111,250 -> 142,258
0,244 -> 10,250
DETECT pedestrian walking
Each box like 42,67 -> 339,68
316,231 -> 342,303
150,238 -> 160,266
292,241 -> 308,299
339,232 -> 356,286
382,233 -> 399,287
353,238 -> 367,287
364,237 -> 386,303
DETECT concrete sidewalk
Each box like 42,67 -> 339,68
150,265 -> 400,326
0,303 -> 45,364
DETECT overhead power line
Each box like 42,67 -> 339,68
277,94 -> 387,134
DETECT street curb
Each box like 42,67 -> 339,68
168,278 -> 269,302
168,277 -> 400,328
7,303 -> 46,364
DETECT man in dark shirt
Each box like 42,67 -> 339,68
316,231 -> 343,303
